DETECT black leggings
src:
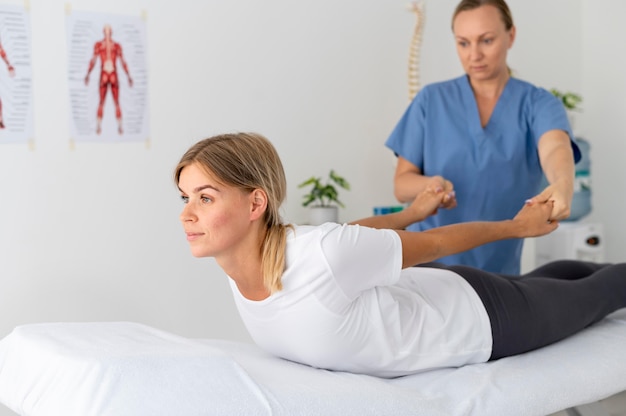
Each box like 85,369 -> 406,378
421,261 -> 626,360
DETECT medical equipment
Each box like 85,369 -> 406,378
567,137 -> 592,221
535,222 -> 604,268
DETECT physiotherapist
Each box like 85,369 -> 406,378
385,0 -> 581,274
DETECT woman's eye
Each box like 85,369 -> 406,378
201,196 -> 212,204
483,38 -> 493,44
180,195 -> 189,204
458,41 -> 467,48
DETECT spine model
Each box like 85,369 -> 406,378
408,2 -> 425,102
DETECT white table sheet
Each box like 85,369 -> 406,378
1,309 -> 625,416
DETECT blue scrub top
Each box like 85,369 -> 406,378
386,75 -> 580,274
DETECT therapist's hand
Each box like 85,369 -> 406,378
512,199 -> 559,238
405,185 -> 447,222
426,175 -> 457,210
527,183 -> 573,221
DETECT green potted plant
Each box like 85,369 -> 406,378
298,170 -> 350,225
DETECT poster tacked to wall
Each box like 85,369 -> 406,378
0,4 -> 34,145
66,9 -> 149,143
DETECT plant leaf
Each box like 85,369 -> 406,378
298,177 -> 318,188
301,194 -> 316,207
330,170 -> 350,190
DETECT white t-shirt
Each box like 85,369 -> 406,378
229,223 -> 492,378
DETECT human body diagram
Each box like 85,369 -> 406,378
0,39 -> 15,129
84,24 -> 133,135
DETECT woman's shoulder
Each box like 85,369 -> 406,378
423,75 -> 467,92
506,77 -> 562,110
290,223 -> 394,246
508,77 -> 554,99
290,223 -> 339,237
287,223 -> 343,247
414,75 -> 468,104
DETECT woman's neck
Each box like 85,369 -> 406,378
469,71 -> 510,99
221,254 -> 270,300
468,71 -> 510,128
218,227 -> 269,301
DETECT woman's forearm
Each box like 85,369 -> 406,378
396,201 -> 557,268
350,188 -> 445,230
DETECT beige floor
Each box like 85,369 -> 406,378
550,390 -> 626,416
2,391 -> 625,416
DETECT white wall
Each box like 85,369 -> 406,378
417,0 -> 583,90
9,0 -> 626,414
13,0 -> 626,412
0,0 -> 414,350
0,0 -> 591,339
581,0 -> 626,262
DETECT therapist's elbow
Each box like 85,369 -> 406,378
393,184 -> 414,204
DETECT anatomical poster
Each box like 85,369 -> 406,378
0,4 -> 34,145
66,9 -> 149,143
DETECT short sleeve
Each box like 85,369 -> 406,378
319,224 -> 402,300
530,88 -> 581,162
385,88 -> 429,169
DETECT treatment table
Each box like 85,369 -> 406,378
1,309 -> 625,416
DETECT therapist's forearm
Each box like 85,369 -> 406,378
393,157 -> 453,205
543,149 -> 574,186
536,131 -> 576,219
394,172 -> 432,203
539,135 -> 575,193
539,131 -> 575,189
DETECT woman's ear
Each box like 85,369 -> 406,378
249,189 -> 268,221
507,25 -> 516,49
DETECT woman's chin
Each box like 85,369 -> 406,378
189,247 -> 210,258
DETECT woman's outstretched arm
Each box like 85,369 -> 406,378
397,201 -> 558,268
349,186 -> 445,230
349,186 -> 557,269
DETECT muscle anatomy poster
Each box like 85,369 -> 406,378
0,4 -> 34,145
66,9 -> 149,143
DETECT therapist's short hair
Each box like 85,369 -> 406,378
451,0 -> 514,32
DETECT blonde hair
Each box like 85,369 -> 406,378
451,0 -> 515,76
174,132 -> 292,294
452,0 -> 514,31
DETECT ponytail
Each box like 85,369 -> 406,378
261,223 -> 293,293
